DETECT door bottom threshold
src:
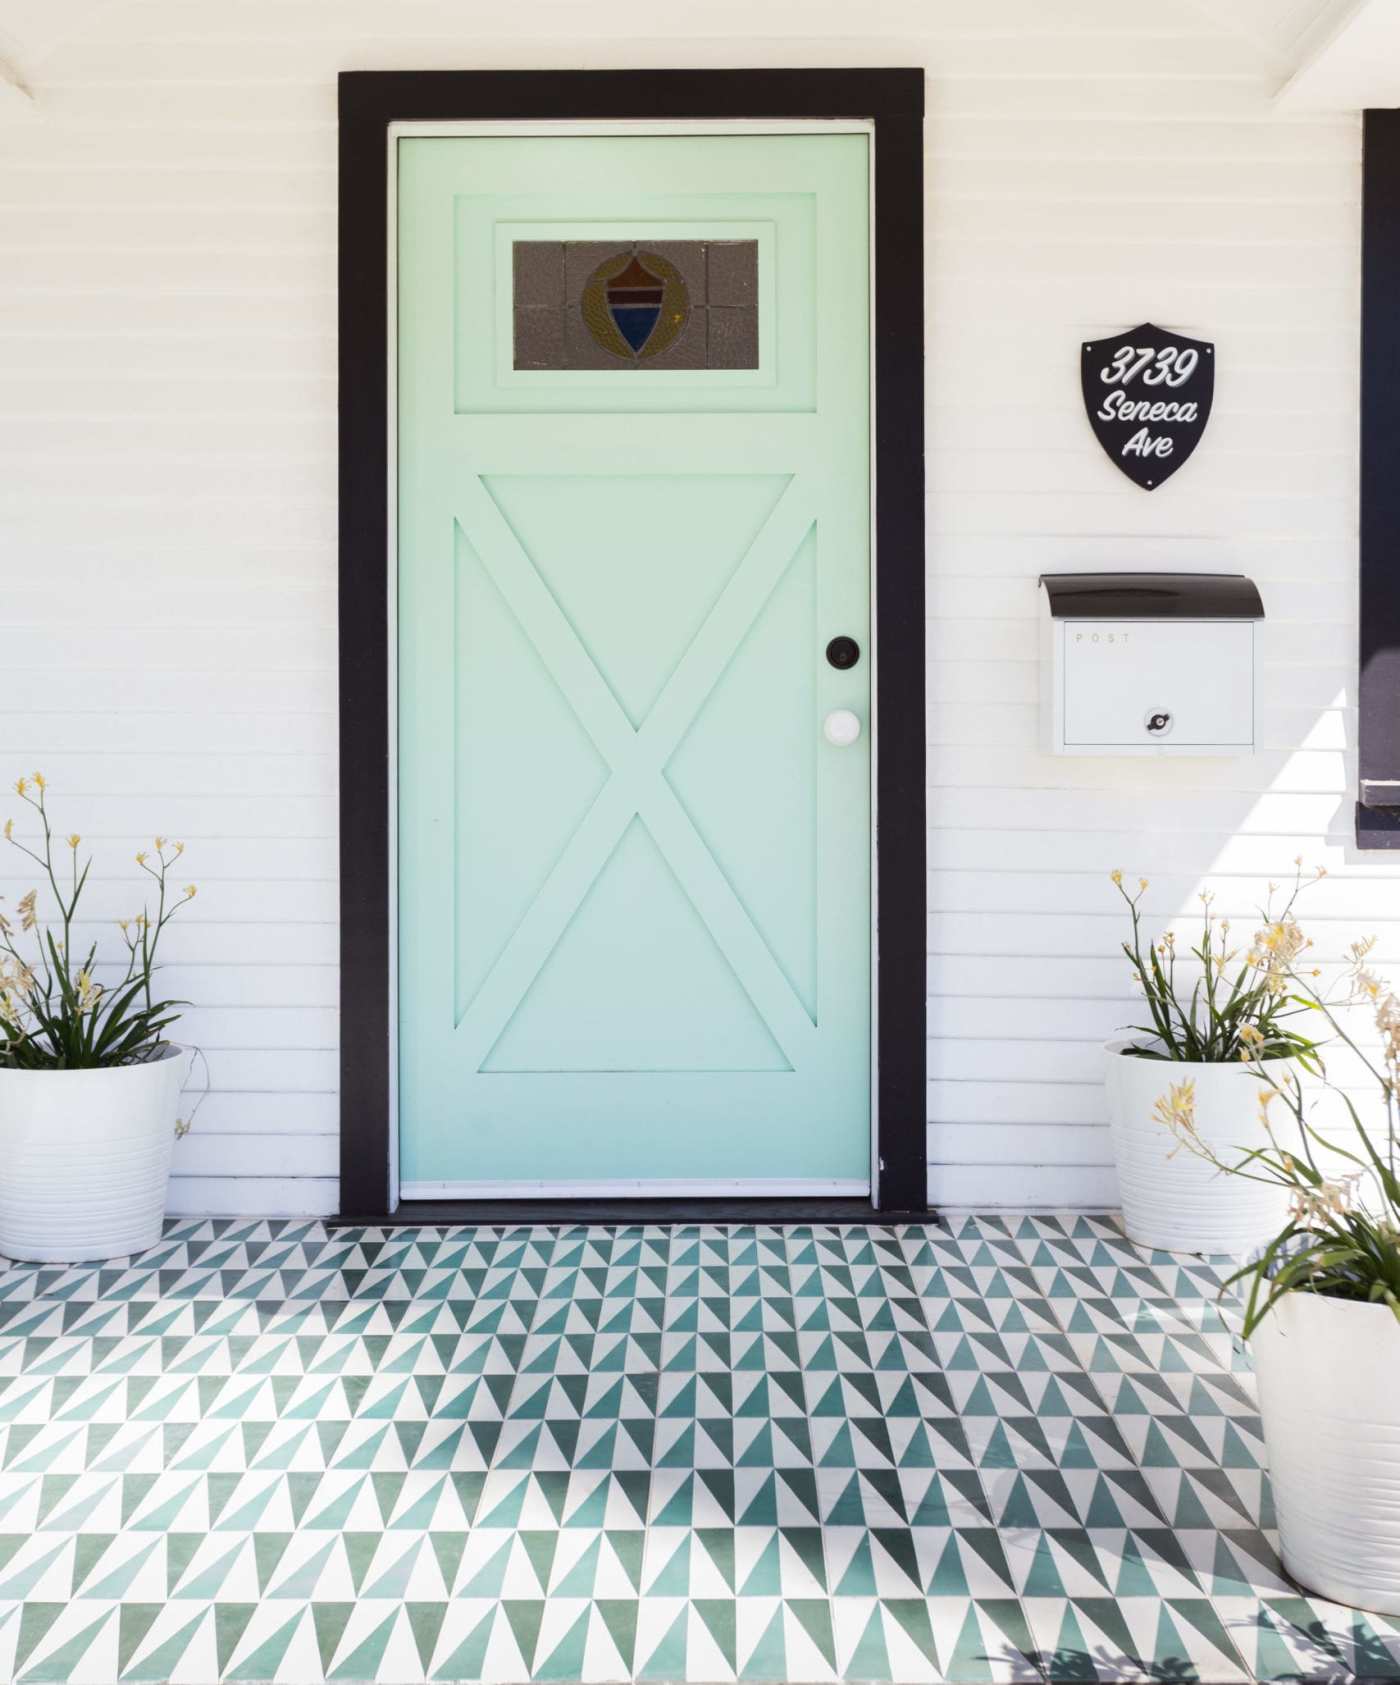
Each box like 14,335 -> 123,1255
399,1178 -> 870,1200
331,1195 -> 937,1228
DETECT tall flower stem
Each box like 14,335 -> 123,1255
0,775 -> 197,1075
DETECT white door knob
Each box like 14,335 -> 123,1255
823,708 -> 862,746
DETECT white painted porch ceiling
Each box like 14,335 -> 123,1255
1179,0 -> 1357,68
0,0 -> 1353,87
0,0 -> 109,77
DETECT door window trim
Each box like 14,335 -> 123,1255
338,70 -> 927,1218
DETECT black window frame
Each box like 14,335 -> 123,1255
1358,109 -> 1400,848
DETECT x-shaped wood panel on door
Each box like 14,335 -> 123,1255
451,472 -> 820,1075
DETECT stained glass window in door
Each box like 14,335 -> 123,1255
512,239 -> 758,371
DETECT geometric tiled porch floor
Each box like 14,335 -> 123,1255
0,1214 -> 1397,1684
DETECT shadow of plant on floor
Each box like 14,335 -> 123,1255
986,1644 -> 1207,1683
984,1603 -> 1395,1685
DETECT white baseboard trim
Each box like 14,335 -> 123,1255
399,1177 -> 872,1200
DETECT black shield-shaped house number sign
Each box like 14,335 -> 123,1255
1082,323 -> 1214,490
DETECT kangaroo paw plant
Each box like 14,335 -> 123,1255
0,774 -> 196,1076
1102,864 -> 1323,1254
1110,866 -> 1322,1066
0,774 -> 202,1265
1148,899 -> 1400,1617
1153,930 -> 1400,1335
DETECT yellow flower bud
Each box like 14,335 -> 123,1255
14,779 -> 26,797
31,773 -> 44,791
183,885 -> 197,899
66,834 -> 80,850
154,836 -> 167,850
1110,869 -> 1123,886
1138,878 -> 1148,891
135,851 -> 147,865
2,819 -> 10,841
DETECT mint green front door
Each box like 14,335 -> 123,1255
396,129 -> 871,1194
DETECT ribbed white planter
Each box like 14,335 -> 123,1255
1253,1292 -> 1400,1614
1104,1040 -> 1292,1254
0,1046 -> 187,1264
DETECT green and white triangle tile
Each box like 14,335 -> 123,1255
123,1604 -> 223,1684
923,1594 -> 1037,1684
16,1603 -> 122,1684
679,1600 -> 741,1684
0,1215 -> 1386,1682
920,1530 -> 1017,1602
1333,1608 -> 1400,1678
1234,1600 -> 1351,1683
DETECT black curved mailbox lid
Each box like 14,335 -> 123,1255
1039,572 -> 1265,621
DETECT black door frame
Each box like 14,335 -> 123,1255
337,68 -> 927,1222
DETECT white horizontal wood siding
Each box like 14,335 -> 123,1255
922,18 -> 1364,1207
0,0 -> 1375,1212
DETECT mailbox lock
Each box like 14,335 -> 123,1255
1144,709 -> 1174,737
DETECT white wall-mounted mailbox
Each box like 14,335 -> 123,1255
1039,572 -> 1264,756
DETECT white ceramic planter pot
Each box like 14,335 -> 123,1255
0,1046 -> 187,1264
1104,1040 -> 1292,1254
1253,1291 -> 1400,1615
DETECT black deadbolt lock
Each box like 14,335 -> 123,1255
826,636 -> 861,671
